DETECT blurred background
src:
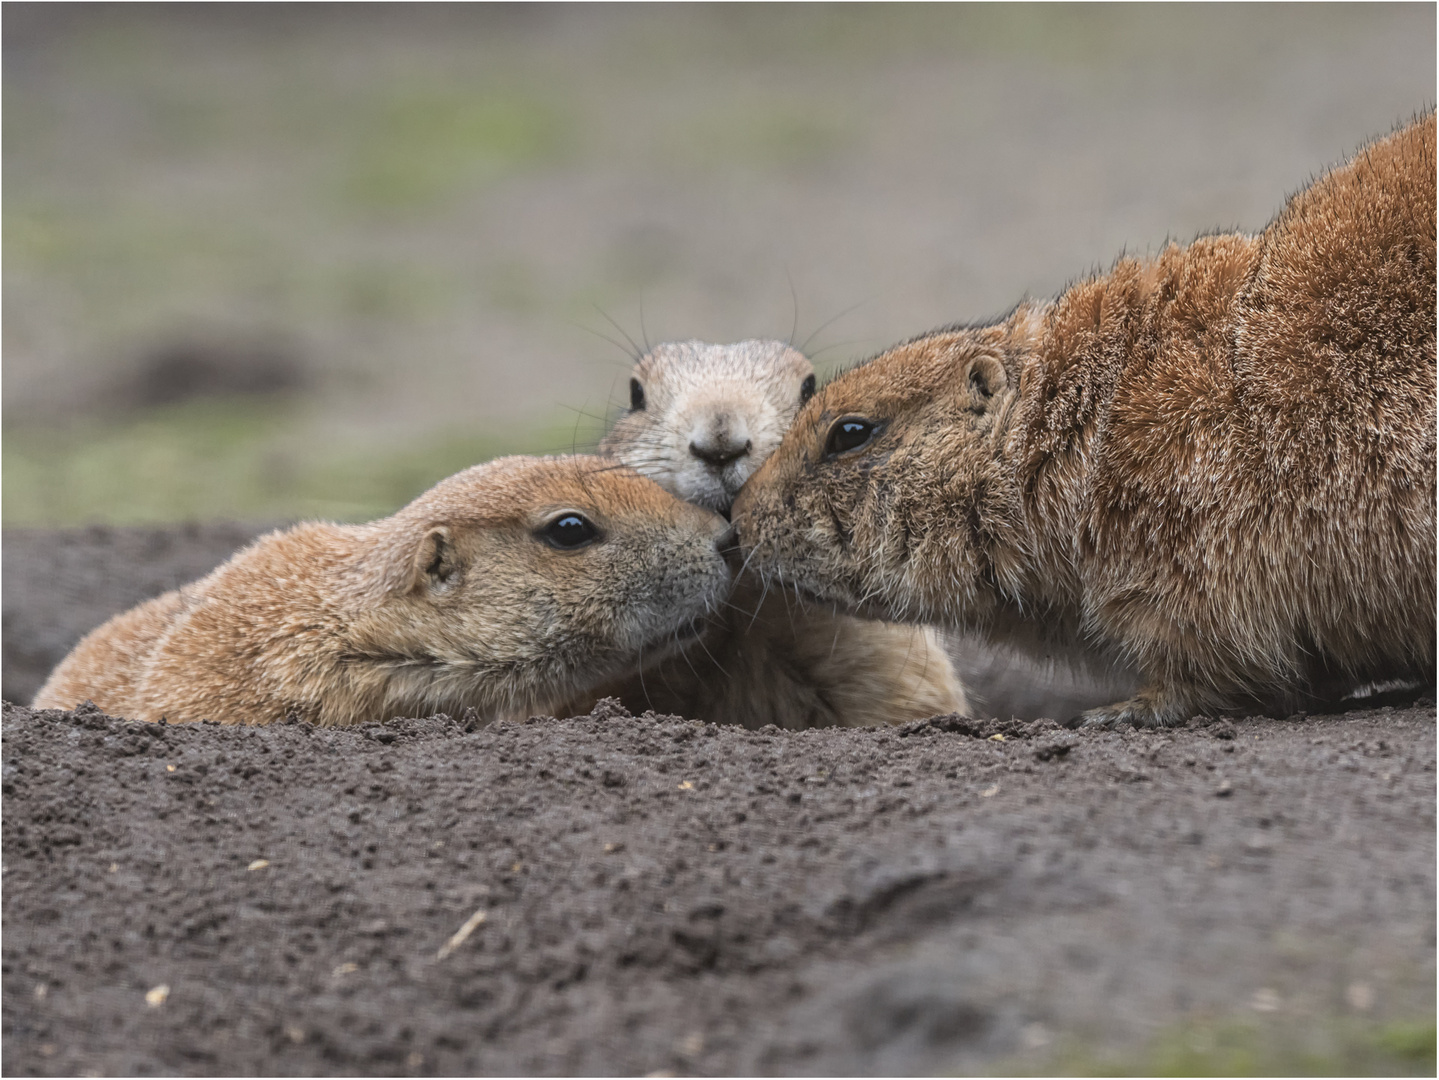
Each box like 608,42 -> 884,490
4,3 -> 1435,526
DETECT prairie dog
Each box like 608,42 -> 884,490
586,338 -> 970,728
601,339 -> 815,512
34,456 -> 732,726
734,114 -> 1436,728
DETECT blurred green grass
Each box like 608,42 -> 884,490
341,90 -> 576,212
1023,1014 -> 1436,1077
5,4 -> 1430,528
2,399 -> 599,527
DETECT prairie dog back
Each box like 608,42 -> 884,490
600,339 -> 814,512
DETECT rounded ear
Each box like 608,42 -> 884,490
412,526 -> 461,594
963,355 -> 1007,411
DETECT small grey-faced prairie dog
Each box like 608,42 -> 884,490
34,456 -> 733,726
734,114 -> 1436,728
601,339 -> 817,512
581,338 -> 969,728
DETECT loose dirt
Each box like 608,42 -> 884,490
3,528 -> 1435,1076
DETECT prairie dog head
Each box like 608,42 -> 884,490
732,319 -> 1034,630
349,454 -> 733,717
600,339 -> 815,514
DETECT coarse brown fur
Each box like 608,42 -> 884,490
573,339 -> 970,728
34,456 -> 732,726
733,114 -> 1437,727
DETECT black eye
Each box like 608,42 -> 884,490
799,373 -> 816,405
629,378 -> 646,411
824,416 -> 880,458
539,513 -> 600,550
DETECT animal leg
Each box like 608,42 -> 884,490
1074,682 -> 1209,729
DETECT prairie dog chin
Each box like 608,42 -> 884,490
34,455 -> 733,726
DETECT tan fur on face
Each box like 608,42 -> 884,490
581,339 -> 970,728
735,114 -> 1436,727
34,456 -> 732,726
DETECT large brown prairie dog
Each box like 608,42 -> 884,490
34,456 -> 732,726
734,114 -> 1436,728
586,338 -> 970,728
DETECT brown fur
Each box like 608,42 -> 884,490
577,339 -> 970,728
567,576 -> 969,729
34,456 -> 732,726
733,114 -> 1436,727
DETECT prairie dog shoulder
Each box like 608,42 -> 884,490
35,456 -> 732,726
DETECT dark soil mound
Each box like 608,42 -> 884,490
4,698 -> 1434,1075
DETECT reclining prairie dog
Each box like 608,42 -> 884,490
33,456 -> 732,726
734,114 -> 1436,728
572,338 -> 969,729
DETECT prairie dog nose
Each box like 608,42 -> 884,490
689,437 -> 752,468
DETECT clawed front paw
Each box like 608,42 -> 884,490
1072,693 -> 1185,730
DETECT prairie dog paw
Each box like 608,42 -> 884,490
1074,690 -> 1192,730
